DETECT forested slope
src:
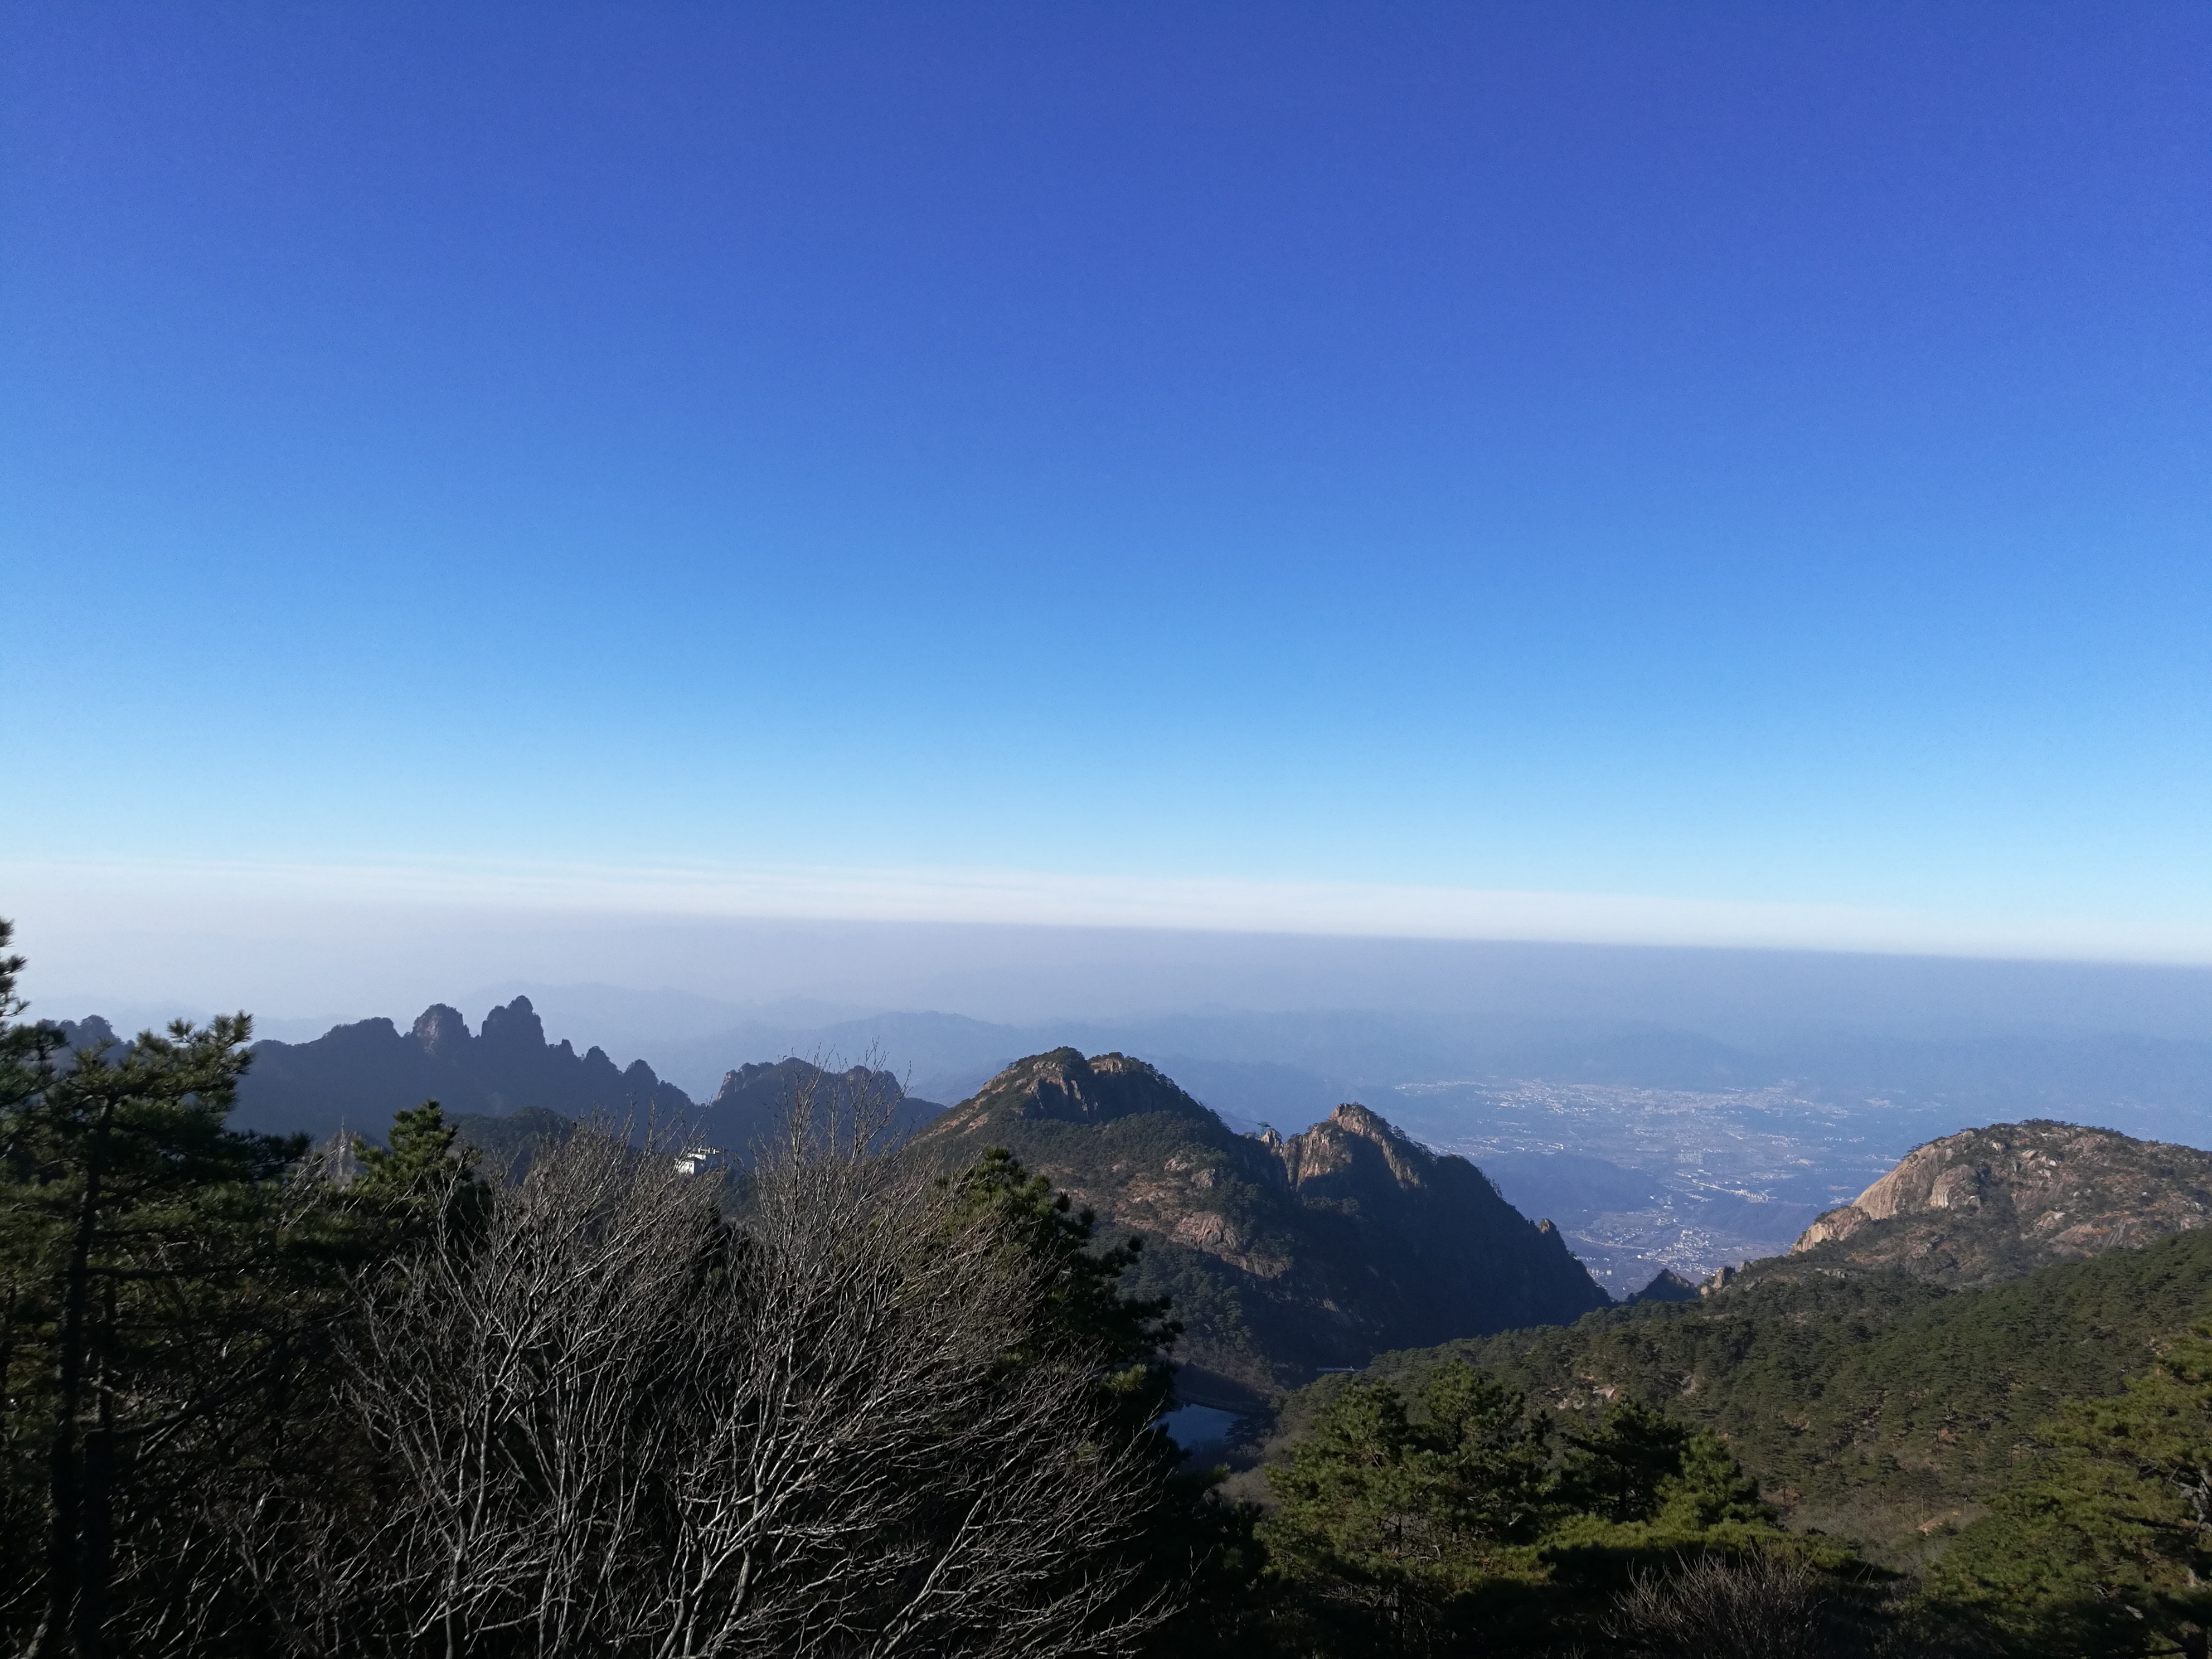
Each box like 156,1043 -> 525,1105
1331,1225 -> 2212,1562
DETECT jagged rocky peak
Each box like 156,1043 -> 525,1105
712,1060 -> 787,1101
1786,1119 -> 2212,1288
410,1004 -> 471,1056
1271,1102 -> 1432,1190
408,998 -> 551,1057
237,998 -> 693,1146
914,1047 -> 1610,1390
478,996 -> 546,1050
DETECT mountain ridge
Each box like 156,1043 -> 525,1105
907,1047 -> 1610,1400
230,996 -> 697,1143
698,1058 -> 942,1164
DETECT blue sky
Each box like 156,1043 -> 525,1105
4,2 -> 2208,966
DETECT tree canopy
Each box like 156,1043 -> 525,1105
1929,1325 -> 2212,1656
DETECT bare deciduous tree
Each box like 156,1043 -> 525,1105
1605,1550 -> 1852,1659
260,1078 -> 1173,1658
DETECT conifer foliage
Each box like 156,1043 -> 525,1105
1254,1360 -> 1815,1655
0,922 -> 321,1656
1929,1325 -> 2212,1656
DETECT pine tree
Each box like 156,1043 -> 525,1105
1558,1399 -> 1770,1535
348,1097 -> 489,1242
1255,1360 -> 1798,1655
1930,1326 -> 2212,1657
0,924 -> 309,1657
1260,1362 -> 1554,1652
944,1148 -> 1272,1658
946,1144 -> 1180,1432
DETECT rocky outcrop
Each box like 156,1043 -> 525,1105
1269,1102 -> 1430,1189
1786,1120 -> 2212,1288
410,1004 -> 470,1058
908,1050 -> 1610,1397
965,1047 -> 1194,1127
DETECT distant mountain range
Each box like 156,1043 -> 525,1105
217,1006 -> 1624,1396
227,997 -> 696,1143
455,994 -> 2212,1139
904,1049 -> 1611,1404
225,998 -> 943,1160
79,987 -> 2212,1299
76,982 -> 2212,1440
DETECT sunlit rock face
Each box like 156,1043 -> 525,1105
1788,1121 -> 2212,1287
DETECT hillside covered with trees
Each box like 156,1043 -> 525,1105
1325,1226 -> 2212,1561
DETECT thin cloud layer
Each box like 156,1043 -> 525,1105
7,856 -> 2206,967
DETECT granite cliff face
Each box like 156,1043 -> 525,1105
910,1048 -> 1609,1400
1786,1120 -> 2212,1287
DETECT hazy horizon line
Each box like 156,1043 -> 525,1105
8,852 -> 2209,968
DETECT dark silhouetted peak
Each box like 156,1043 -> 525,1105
56,1015 -> 119,1052
711,1060 -> 796,1102
411,1005 -> 471,1056
1626,1268 -> 1702,1304
700,1056 -> 939,1165
479,996 -> 545,1050
958,1048 -> 1210,1128
705,1055 -> 905,1109
237,998 -> 692,1144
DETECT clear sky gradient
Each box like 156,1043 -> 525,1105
5,3 -> 2208,966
